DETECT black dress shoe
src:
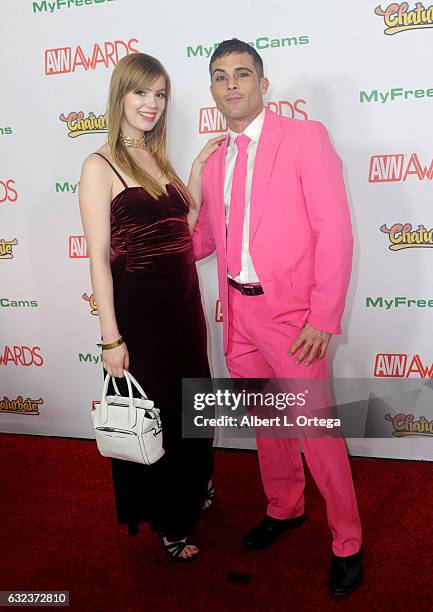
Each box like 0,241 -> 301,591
328,549 -> 363,596
242,514 -> 305,550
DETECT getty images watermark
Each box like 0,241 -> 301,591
182,378 -> 341,439
182,378 -> 433,439
192,387 -> 340,430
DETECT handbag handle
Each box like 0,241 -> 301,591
110,371 -> 149,400
101,371 -> 151,427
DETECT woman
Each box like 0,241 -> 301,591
79,52 -> 223,561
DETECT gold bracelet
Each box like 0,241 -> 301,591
97,337 -> 124,350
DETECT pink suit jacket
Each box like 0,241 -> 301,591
192,108 -> 353,355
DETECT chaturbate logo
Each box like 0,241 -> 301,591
375,3 -> 433,35
215,299 -> 223,322
45,38 -> 139,75
60,111 -> 108,137
384,413 -> 433,436
0,396 -> 44,415
69,235 -> 88,258
369,153 -> 433,182
0,238 -> 18,259
82,292 -> 98,316
380,223 -> 433,250
374,353 -> 433,377
0,180 -> 18,203
0,346 -> 44,367
199,100 -> 308,134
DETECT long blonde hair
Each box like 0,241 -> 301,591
108,53 -> 191,204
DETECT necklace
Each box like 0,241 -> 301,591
120,134 -> 146,148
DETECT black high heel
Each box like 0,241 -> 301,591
202,481 -> 215,511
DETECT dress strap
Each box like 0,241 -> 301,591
93,153 -> 128,189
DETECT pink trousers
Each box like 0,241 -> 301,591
226,285 -> 362,556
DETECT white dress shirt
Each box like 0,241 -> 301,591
224,107 -> 266,284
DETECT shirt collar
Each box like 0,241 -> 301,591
228,107 -> 266,147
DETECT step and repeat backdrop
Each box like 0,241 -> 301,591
1,0 -> 433,459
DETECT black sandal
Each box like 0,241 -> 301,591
202,481 -> 215,511
162,537 -> 199,562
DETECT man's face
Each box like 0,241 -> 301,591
210,52 -> 269,124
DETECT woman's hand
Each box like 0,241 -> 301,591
102,343 -> 129,378
188,135 -> 226,233
191,135 -> 227,176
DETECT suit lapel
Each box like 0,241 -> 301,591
249,109 -> 282,244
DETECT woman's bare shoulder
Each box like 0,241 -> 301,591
82,144 -> 112,176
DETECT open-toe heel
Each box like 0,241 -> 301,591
162,537 -> 199,562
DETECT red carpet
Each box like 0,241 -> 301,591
1,433 -> 433,611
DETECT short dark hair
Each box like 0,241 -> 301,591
209,38 -> 264,78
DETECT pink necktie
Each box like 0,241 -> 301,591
227,134 -> 250,278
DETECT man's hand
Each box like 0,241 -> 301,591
288,323 -> 332,366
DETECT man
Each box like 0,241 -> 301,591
192,38 -> 362,596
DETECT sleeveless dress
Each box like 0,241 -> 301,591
95,154 -> 213,541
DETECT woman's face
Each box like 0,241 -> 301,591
121,74 -> 166,137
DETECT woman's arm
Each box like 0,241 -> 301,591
187,135 -> 226,233
79,155 -> 129,378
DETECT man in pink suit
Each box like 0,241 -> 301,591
192,39 -> 362,596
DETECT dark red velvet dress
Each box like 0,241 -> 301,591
96,154 -> 213,541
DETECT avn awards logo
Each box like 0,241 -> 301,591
0,396 -> 44,415
45,38 -> 139,75
69,235 -> 88,258
369,153 -> 433,182
199,100 -> 308,134
60,111 -> 107,137
380,223 -> 433,250
375,2 -> 433,35
0,346 -> 44,367
33,0 -> 114,14
82,292 -> 98,315
0,180 -> 18,203
0,238 -> 18,259
384,413 -> 433,436
374,353 -> 433,377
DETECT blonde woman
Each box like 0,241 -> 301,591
79,53 -> 223,561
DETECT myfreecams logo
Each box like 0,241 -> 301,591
187,34 -> 310,58
0,298 -> 38,308
366,296 -> 433,309
360,86 -> 433,103
33,0 -> 115,14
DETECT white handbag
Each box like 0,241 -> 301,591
92,371 -> 164,465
